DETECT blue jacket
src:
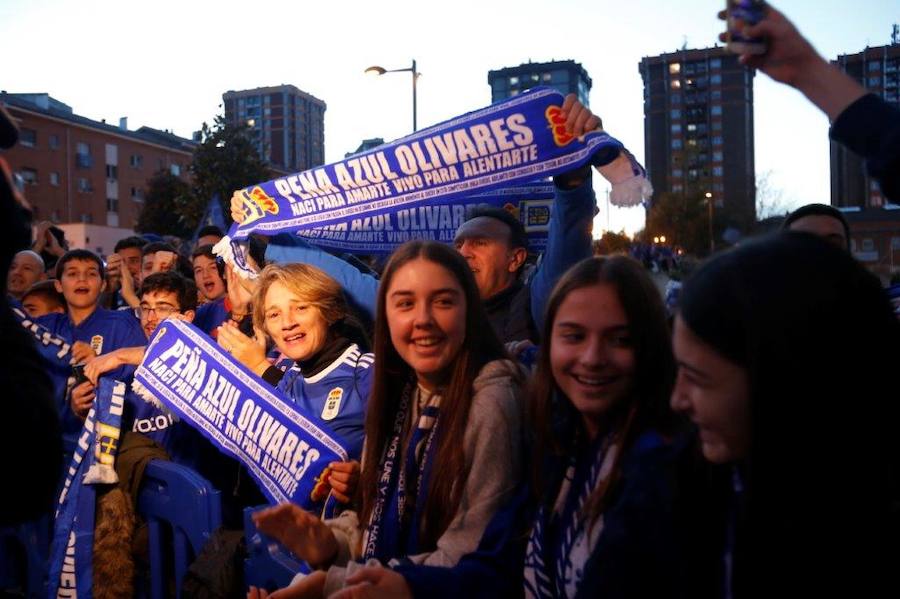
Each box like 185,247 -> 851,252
275,343 -> 373,461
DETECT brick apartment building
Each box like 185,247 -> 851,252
1,92 -> 195,254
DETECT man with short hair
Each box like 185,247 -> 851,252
782,204 -> 851,251
197,225 -> 224,248
86,271 -> 197,446
7,249 -> 45,300
100,235 -> 146,309
21,280 -> 65,318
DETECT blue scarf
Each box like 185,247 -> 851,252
214,87 -> 646,277
523,432 -> 621,599
292,181 -> 556,254
48,378 -> 126,598
132,318 -> 348,508
363,384 -> 441,563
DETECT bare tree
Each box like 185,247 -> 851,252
756,170 -> 788,220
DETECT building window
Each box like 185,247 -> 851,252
50,172 -> 60,186
77,178 -> 93,192
19,168 -> 38,184
77,142 -> 89,155
509,76 -> 519,85
672,183 -> 684,193
710,58 -> 721,69
713,136 -> 723,146
671,124 -> 682,133
712,166 -> 724,176
670,93 -> 681,105
713,151 -> 723,162
669,63 -> 681,74
106,198 -> 119,213
20,128 -> 37,147
131,187 -> 144,202
712,121 -> 722,131
672,168 -> 683,177
868,61 -> 881,71
671,139 -> 683,149
170,163 -> 181,177
713,182 -> 724,192
670,109 -> 681,119
710,74 -> 722,85
542,73 -> 551,82
670,79 -> 681,89
106,164 -> 118,180
711,90 -> 722,100
130,154 -> 143,168
49,134 -> 59,149
711,105 -> 723,116
868,76 -> 881,87
861,238 -> 875,252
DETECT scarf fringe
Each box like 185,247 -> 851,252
213,236 -> 259,281
130,380 -> 179,422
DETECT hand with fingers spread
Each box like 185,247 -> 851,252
252,503 -> 338,568
329,566 -> 412,599
226,263 -> 256,319
71,381 -> 95,419
326,460 -> 360,504
218,321 -> 269,375
71,341 -> 97,365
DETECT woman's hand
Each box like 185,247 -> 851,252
226,264 -> 256,317
231,191 -> 247,224
246,571 -> 326,599
327,460 -> 360,504
218,322 -> 269,375
252,504 -> 338,568
330,567 -> 412,599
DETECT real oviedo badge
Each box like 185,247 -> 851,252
321,387 -> 343,421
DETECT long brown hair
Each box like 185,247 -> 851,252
359,240 -> 510,549
530,256 -> 677,523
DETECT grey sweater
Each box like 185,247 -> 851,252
322,359 -> 525,593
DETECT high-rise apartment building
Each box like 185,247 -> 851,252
639,46 -> 756,235
830,41 -> 900,208
223,84 -> 326,173
488,60 -> 592,106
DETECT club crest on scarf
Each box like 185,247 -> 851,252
238,185 -> 281,226
545,105 -> 576,146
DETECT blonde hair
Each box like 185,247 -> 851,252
252,263 -> 348,335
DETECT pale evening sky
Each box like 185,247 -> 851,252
2,0 -> 897,235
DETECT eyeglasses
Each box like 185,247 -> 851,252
134,305 -> 178,319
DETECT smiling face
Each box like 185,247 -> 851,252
55,258 -> 104,311
550,283 -> 636,439
385,258 -> 467,391
118,247 -> 143,279
263,281 -> 330,361
192,254 -> 225,301
670,315 -> 751,464
7,251 -> 45,298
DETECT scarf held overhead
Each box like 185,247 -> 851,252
132,318 -> 348,507
215,87 -> 650,275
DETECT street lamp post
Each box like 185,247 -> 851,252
365,59 -> 419,132
705,191 -> 714,254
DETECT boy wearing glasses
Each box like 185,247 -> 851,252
84,271 -> 197,445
